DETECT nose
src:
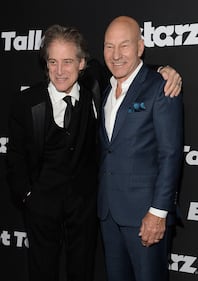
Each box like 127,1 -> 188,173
112,46 -> 121,60
56,62 -> 64,75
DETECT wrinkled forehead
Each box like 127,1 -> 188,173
105,21 -> 140,43
47,39 -> 78,54
48,38 -> 77,48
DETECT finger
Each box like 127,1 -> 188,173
139,223 -> 145,237
142,231 -> 162,246
164,72 -> 182,96
141,240 -> 147,246
142,240 -> 154,247
164,79 -> 174,96
141,234 -> 154,246
165,80 -> 182,97
141,240 -> 150,247
169,83 -> 181,97
154,239 -> 160,243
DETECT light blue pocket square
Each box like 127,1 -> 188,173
128,102 -> 146,113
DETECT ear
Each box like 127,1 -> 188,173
138,39 -> 145,58
79,58 -> 86,71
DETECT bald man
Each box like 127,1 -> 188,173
98,16 -> 183,281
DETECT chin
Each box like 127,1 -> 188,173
55,85 -> 68,92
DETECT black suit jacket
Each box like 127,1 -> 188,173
7,81 -> 99,205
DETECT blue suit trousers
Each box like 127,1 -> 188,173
100,212 -> 170,281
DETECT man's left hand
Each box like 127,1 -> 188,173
159,65 -> 182,98
139,212 -> 166,247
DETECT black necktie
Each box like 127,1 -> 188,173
63,96 -> 73,129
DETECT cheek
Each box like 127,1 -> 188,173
69,68 -> 80,81
104,49 -> 111,60
48,70 -> 54,80
104,54 -> 112,67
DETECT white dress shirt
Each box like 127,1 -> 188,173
48,82 -> 80,128
104,61 -> 167,219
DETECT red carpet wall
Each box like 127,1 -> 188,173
0,1 -> 198,280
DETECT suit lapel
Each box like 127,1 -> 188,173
31,102 -> 46,158
100,85 -> 112,144
91,79 -> 101,118
71,86 -> 92,168
110,65 -> 149,143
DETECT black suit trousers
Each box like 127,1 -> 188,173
24,189 -> 98,281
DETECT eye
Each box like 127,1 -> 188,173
121,44 -> 128,48
105,44 -> 113,49
63,59 -> 74,65
47,59 -> 56,66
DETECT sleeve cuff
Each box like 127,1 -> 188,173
149,207 -> 168,218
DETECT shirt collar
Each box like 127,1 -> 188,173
48,82 -> 80,104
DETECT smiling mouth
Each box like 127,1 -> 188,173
112,61 -> 125,66
56,77 -> 68,81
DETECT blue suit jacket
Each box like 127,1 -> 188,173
98,64 -> 183,227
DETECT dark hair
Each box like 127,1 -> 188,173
40,24 -> 89,77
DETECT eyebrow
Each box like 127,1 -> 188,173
104,39 -> 131,45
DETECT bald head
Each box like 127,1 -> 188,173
105,16 -> 142,40
104,16 -> 144,83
